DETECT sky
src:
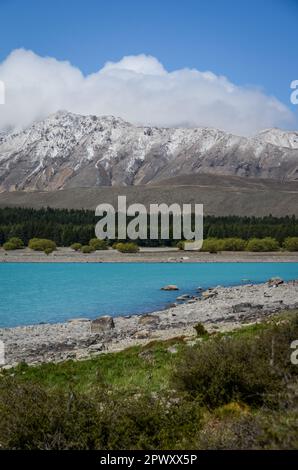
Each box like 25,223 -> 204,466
0,0 -> 297,135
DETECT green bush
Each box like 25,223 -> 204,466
194,323 -> 209,337
115,242 -> 140,253
176,241 -> 185,250
28,238 -> 56,252
3,242 -> 17,251
172,314 -> 298,408
70,243 -> 82,251
246,237 -> 279,252
201,238 -> 222,253
80,245 -> 95,254
89,238 -> 108,250
221,238 -> 247,251
283,237 -> 298,252
3,237 -> 24,250
44,247 -> 54,255
0,381 -> 203,450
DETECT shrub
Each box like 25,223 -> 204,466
89,238 -> 108,250
70,243 -> 82,251
3,241 -> 17,251
44,247 -> 54,255
283,237 -> 298,252
246,237 -> 279,252
80,245 -> 95,254
201,238 -> 222,253
0,381 -> 203,450
172,314 -> 298,408
221,238 -> 247,251
194,323 -> 209,337
3,237 -> 24,250
176,241 -> 185,250
28,238 -> 56,252
115,242 -> 140,253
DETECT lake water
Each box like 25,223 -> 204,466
0,262 -> 297,328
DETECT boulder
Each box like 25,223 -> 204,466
161,284 -> 179,291
132,330 -> 150,339
232,303 -> 263,313
91,315 -> 115,333
202,289 -> 217,300
138,314 -> 160,326
268,277 -> 284,287
176,294 -> 191,301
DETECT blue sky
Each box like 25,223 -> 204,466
0,0 -> 297,133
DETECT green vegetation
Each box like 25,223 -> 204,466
80,245 -> 95,254
89,238 -> 108,250
0,207 -> 297,248
0,311 -> 297,449
283,237 -> 298,251
193,322 -> 209,337
201,238 -> 221,253
115,242 -> 140,253
70,242 -> 82,251
28,238 -> 57,252
246,237 -> 279,252
44,247 -> 54,255
221,237 -> 247,251
3,237 -> 24,250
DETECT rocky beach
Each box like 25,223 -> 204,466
1,278 -> 298,367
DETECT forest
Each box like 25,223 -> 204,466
0,206 -> 298,247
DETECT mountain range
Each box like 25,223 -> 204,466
0,111 -> 297,192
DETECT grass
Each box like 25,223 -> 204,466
9,337 -> 187,394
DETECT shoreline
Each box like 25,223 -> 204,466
1,247 -> 298,263
1,279 -> 298,368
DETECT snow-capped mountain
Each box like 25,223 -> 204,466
256,128 -> 298,149
0,111 -> 297,192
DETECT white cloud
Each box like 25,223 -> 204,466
0,49 -> 295,135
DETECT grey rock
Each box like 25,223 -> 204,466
138,315 -> 160,326
268,277 -> 284,287
91,315 -> 115,333
161,285 -> 179,291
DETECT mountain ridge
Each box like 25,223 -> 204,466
0,110 -> 297,192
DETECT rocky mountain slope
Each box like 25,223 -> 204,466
0,111 -> 297,192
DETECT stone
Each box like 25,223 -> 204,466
177,294 -> 191,301
161,285 -> 179,291
91,315 -> 115,333
138,314 -> 160,326
202,290 -> 217,300
88,343 -> 104,352
67,318 -> 90,323
232,302 -> 252,313
232,303 -> 263,313
268,277 -> 284,287
167,346 -> 178,354
132,330 -> 150,339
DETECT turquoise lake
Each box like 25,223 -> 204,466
0,262 -> 297,328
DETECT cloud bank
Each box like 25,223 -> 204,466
0,49 -> 295,136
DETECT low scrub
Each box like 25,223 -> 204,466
246,237 -> 280,252
70,243 -> 82,251
172,314 -> 298,408
89,238 -> 108,250
3,237 -> 24,250
80,245 -> 95,254
283,237 -> 298,252
28,238 -> 56,252
0,382 -> 203,450
115,242 -> 140,253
